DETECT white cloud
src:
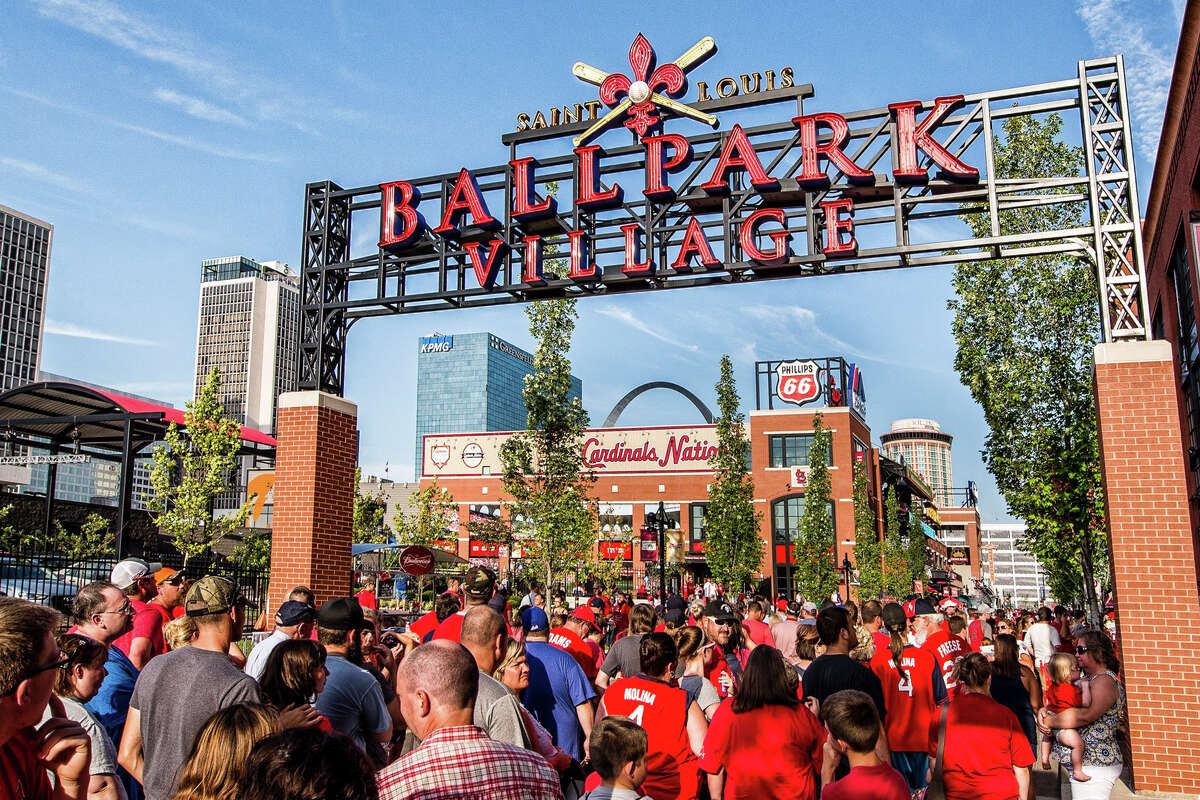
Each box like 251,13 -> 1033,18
152,88 -> 251,127
4,88 -> 280,163
0,156 -> 82,193
44,320 -> 158,346
1077,0 -> 1177,157
32,0 -> 362,134
594,306 -> 701,353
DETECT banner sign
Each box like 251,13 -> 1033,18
755,357 -> 866,413
599,541 -> 634,560
0,454 -> 90,466
948,546 -> 970,565
423,425 -> 718,477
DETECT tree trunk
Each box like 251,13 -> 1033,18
1078,527 -> 1101,629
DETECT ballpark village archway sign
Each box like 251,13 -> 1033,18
299,35 -> 1146,394
280,37 -> 1200,794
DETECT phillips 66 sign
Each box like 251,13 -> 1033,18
775,360 -> 821,406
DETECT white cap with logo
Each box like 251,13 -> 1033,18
110,558 -> 163,590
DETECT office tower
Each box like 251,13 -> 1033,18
0,205 -> 51,392
414,332 -> 583,473
195,257 -> 299,511
880,418 -> 955,508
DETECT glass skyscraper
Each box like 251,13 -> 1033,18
414,332 -> 582,473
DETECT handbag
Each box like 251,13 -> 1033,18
915,704 -> 949,800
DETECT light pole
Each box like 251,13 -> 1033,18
646,501 -> 668,603
841,554 -> 853,603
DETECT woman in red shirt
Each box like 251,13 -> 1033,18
698,645 -> 825,799
936,653 -> 1034,800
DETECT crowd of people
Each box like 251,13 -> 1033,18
0,556 -> 1128,800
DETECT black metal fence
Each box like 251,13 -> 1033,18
0,540 -> 270,618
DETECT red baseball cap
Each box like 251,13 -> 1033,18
570,605 -> 598,629
903,600 -> 916,619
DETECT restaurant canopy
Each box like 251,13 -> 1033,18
0,380 -> 276,554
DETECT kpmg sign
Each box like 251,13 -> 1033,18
419,335 -> 453,353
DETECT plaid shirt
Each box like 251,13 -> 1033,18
376,724 -> 563,800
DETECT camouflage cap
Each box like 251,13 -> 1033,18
462,565 -> 496,599
185,576 -> 240,617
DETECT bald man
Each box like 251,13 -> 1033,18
459,606 -> 531,749
376,641 -> 562,800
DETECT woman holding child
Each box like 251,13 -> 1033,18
1036,631 -> 1126,800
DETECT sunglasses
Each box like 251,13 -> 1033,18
1075,647 -> 1091,655
4,650 -> 71,695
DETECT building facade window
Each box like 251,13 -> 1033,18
771,494 -> 834,598
768,434 -> 827,467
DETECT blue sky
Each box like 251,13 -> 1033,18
0,0 -> 1185,523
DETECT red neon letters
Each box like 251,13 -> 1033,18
378,87 -> 978,288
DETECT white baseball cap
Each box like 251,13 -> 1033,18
110,558 -> 163,590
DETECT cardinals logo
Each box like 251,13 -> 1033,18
430,444 -> 450,469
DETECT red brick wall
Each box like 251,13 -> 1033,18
1094,341 -> 1200,795
266,392 -> 358,618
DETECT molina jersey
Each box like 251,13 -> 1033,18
870,646 -> 942,753
603,676 -> 700,800
921,631 -> 971,699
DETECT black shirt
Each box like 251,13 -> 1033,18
800,653 -> 887,723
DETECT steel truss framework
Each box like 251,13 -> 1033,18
300,56 -> 1146,395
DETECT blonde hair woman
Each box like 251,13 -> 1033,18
493,639 -> 571,771
171,703 -> 279,800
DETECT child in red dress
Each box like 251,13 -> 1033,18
1040,652 -> 1091,781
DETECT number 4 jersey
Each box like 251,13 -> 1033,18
869,646 -> 947,753
602,676 -> 700,800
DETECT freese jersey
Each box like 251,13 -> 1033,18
921,630 -> 971,699
870,645 -> 942,752
603,676 -> 700,800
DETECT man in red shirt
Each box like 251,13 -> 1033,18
861,600 -> 892,654
698,601 -> 739,697
598,632 -> 704,800
820,689 -> 911,800
149,568 -> 185,630
549,606 -> 600,680
0,597 -> 92,800
355,578 -> 378,611
918,602 -> 971,699
433,566 -> 495,642
741,601 -> 773,647
109,558 -> 165,669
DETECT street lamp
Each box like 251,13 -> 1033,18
646,501 -> 668,604
841,553 -> 853,603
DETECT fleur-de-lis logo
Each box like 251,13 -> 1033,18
573,35 -> 719,145
600,34 -> 685,137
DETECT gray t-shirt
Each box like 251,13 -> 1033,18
314,654 -> 390,753
600,634 -> 644,680
476,672 -> 532,749
130,645 -> 260,800
41,696 -> 127,799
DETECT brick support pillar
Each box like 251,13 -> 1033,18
1094,341 -> 1200,796
267,391 -> 358,618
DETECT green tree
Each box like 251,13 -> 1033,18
906,501 -> 928,590
147,368 -> 251,566
231,529 -> 271,571
852,460 -> 884,600
50,513 -> 115,561
704,355 -> 763,592
498,296 -> 597,588
353,468 -> 388,544
793,414 -> 839,602
949,112 -> 1107,622
391,479 -> 457,547
882,488 -> 910,598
